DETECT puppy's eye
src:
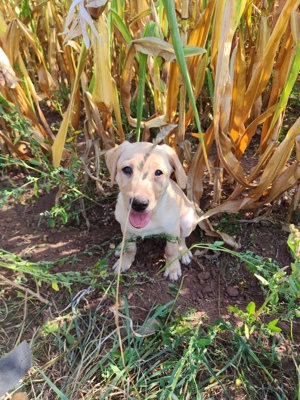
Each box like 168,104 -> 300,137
155,169 -> 163,176
122,166 -> 132,175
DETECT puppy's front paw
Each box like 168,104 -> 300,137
164,260 -> 182,281
112,258 -> 132,274
180,250 -> 193,265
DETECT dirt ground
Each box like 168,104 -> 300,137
0,170 -> 295,333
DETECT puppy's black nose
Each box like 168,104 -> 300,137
131,196 -> 149,212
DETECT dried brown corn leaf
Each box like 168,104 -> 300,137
11,393 -> 28,400
84,92 -> 115,149
247,116 -> 300,203
52,44 -> 87,168
243,0 -> 300,121
0,14 -> 6,39
133,37 -> 176,61
91,16 -> 124,141
111,77 -> 125,142
62,0 -> 104,48
187,0 -> 216,82
199,198 -> 249,223
0,40 -> 55,140
236,105 -> 277,160
86,0 -> 109,19
45,1 -> 60,85
120,42 -> 138,127
224,118 -> 300,208
1,80 -> 51,145
187,124 -> 215,203
121,39 -> 170,129
260,29 -> 293,145
210,0 -> 226,77
213,0 -> 251,188
165,61 -> 180,122
185,53 -> 207,128
249,15 -> 270,122
261,13 -> 300,152
0,129 -> 30,159
229,39 -> 246,144
92,16 -> 114,111
49,1 -> 77,85
198,217 -> 240,250
3,19 -> 56,94
265,160 -> 300,205
215,131 -> 253,188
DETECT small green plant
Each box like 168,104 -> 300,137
0,155 -> 103,227
191,239 -> 300,350
0,98 -> 33,147
228,301 -> 282,340
215,213 -> 243,236
243,252 -> 300,322
288,224 -> 300,262
52,79 -> 72,114
39,188 -> 85,228
0,249 -> 109,292
1,238 -> 299,399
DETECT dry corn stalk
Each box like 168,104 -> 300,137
188,0 -> 300,222
0,0 -> 299,221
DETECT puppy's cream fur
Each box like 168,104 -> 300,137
105,141 -> 198,281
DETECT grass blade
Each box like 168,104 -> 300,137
35,367 -> 69,400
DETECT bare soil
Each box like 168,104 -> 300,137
0,171 -> 295,333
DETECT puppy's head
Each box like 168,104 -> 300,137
105,141 -> 187,229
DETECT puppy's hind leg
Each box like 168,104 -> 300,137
179,208 -> 197,265
164,241 -> 182,281
179,239 -> 193,265
113,237 -> 137,274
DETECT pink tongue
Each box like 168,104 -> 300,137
129,212 -> 152,228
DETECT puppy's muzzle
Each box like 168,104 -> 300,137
131,196 -> 149,213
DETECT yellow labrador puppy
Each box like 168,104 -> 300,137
105,141 -> 198,281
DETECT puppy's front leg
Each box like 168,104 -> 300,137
113,236 -> 137,274
164,241 -> 182,281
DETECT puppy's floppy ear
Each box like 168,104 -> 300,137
160,144 -> 187,189
105,141 -> 131,187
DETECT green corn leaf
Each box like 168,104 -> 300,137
162,0 -> 209,172
182,45 -> 206,57
267,14 -> 300,135
110,8 -> 132,44
136,22 -> 156,141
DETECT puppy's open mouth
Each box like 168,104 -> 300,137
129,211 -> 152,229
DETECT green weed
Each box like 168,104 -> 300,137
0,155 -> 104,227
215,213 -> 243,236
12,298 -> 296,399
0,197 -> 299,399
0,238 -> 298,399
0,249 -> 109,292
